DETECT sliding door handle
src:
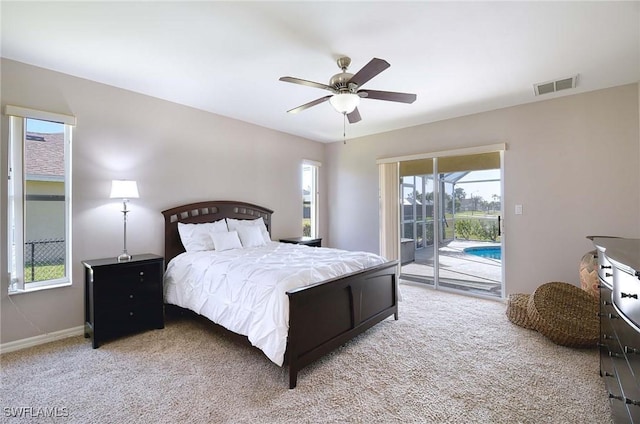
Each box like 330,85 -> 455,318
498,216 -> 501,236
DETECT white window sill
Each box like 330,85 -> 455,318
8,279 -> 72,296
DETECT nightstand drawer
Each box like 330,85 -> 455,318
95,302 -> 163,333
92,264 -> 162,303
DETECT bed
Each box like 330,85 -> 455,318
162,200 -> 398,388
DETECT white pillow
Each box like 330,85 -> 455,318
210,231 -> 243,252
178,220 -> 228,252
237,225 -> 266,248
226,217 -> 271,244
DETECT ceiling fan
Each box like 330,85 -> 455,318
279,56 -> 417,124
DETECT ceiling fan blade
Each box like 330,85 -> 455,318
287,95 -> 332,114
360,89 -> 417,103
347,108 -> 362,124
279,76 -> 334,92
348,58 -> 390,88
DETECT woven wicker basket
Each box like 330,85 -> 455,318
527,282 -> 599,348
506,293 -> 535,330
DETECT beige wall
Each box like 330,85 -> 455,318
325,83 -> 640,296
1,57 -> 638,346
0,59 -> 325,344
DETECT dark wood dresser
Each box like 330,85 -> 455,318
83,254 -> 164,348
591,237 -> 640,423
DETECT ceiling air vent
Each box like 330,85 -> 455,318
533,75 -> 578,96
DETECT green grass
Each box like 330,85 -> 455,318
454,211 -> 500,218
24,264 -> 65,283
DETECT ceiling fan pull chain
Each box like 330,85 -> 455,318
343,113 -> 347,144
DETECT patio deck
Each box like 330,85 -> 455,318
400,239 -> 502,297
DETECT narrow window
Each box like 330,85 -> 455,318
6,106 -> 75,292
302,160 -> 320,238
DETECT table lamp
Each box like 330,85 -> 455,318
110,180 -> 139,262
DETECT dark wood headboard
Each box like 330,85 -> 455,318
161,200 -> 274,264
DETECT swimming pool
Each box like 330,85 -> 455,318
464,246 -> 502,260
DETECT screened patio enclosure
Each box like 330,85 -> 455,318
399,152 -> 503,298
401,171 -> 470,250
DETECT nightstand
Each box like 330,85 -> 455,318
279,237 -> 322,247
83,254 -> 164,348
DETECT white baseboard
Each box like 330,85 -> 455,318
0,326 -> 85,354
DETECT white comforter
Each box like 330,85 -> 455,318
163,242 -> 386,366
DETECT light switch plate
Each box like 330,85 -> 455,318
515,204 -> 523,215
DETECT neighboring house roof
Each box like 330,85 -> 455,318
25,132 -> 64,179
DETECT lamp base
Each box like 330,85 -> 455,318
117,252 -> 132,262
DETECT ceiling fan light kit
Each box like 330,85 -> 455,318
279,56 -> 417,125
329,93 -> 360,114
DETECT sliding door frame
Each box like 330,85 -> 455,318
378,143 -> 506,298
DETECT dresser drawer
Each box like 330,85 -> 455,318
596,247 -> 614,288
613,266 -> 640,329
617,324 -> 640,395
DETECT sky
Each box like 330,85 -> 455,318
456,170 -> 501,201
26,118 -> 64,133
403,170 -> 501,202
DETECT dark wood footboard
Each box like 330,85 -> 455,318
285,260 -> 399,389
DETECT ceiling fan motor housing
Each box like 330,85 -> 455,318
329,72 -> 355,92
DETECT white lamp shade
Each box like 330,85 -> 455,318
329,93 -> 360,114
110,180 -> 139,199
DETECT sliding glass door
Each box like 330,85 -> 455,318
400,170 -> 435,286
398,152 -> 503,298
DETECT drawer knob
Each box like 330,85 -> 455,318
129,294 -> 134,299
603,334 -> 614,340
601,265 -> 612,269
139,272 -> 144,276
621,292 -> 638,300
609,393 -> 625,402
605,273 -> 613,278
129,312 -> 134,316
609,351 -> 625,358
608,313 -> 620,319
604,371 -> 616,378
624,346 -> 639,355
602,300 -> 612,306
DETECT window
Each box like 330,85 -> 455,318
6,106 -> 75,292
302,160 -> 320,237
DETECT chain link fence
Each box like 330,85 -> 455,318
24,239 -> 65,283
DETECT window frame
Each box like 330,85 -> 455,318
302,160 -> 320,238
5,106 -> 75,294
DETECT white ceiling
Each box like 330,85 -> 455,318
2,1 -> 639,143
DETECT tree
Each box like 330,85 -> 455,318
490,194 -> 501,212
454,187 -> 466,202
470,193 -> 483,214
406,191 -> 423,203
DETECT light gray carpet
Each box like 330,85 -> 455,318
1,283 -> 612,423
